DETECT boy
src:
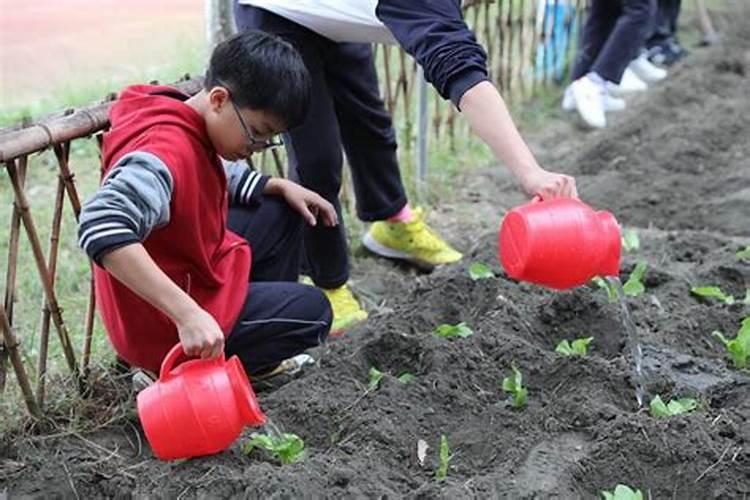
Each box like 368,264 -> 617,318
78,31 -> 336,382
235,0 -> 577,332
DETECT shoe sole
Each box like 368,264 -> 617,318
362,232 -> 436,271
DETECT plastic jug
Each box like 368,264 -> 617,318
498,198 -> 621,289
137,344 -> 266,460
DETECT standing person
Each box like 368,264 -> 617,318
78,31 -> 336,385
235,0 -> 577,333
564,0 -> 659,129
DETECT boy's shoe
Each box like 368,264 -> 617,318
570,75 -> 606,129
562,86 -> 626,112
131,369 -> 156,393
628,54 -> 668,84
607,68 -> 648,96
251,354 -> 316,391
322,285 -> 369,336
362,207 -> 462,270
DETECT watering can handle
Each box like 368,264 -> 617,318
159,343 -> 225,381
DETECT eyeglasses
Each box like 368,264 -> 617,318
219,83 -> 284,151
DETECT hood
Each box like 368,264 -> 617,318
102,84 -> 210,168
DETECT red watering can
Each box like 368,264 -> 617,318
137,344 -> 266,461
498,198 -> 621,289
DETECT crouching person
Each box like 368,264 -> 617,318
78,31 -> 334,388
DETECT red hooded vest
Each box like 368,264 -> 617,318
95,85 -> 251,373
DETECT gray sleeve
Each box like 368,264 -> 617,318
223,159 -> 269,206
78,151 -> 173,265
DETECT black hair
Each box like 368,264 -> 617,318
204,30 -> 311,129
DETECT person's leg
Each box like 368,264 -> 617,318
227,195 -> 304,282
590,0 -> 657,83
234,3 -> 350,290
225,282 -> 331,377
571,0 -> 620,81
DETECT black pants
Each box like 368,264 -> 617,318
234,4 -> 408,289
646,0 -> 681,47
225,196 -> 331,376
571,0 -> 656,83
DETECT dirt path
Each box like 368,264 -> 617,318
2,4 -> 750,499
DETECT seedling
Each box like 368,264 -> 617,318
555,336 -> 593,357
712,317 -> 750,369
622,262 -> 647,297
691,286 -> 735,305
368,367 -> 384,390
243,432 -> 306,465
649,395 -> 698,418
435,435 -> 450,482
468,262 -> 495,281
501,365 -> 528,408
434,322 -> 474,339
601,484 -> 643,500
737,246 -> 750,261
621,228 -> 640,253
592,276 -> 618,302
397,372 -> 415,383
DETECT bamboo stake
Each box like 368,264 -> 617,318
0,302 -> 41,418
81,271 -> 96,379
5,160 -> 79,378
53,142 -> 82,219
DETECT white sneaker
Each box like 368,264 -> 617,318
570,76 -> 606,129
607,68 -> 648,96
628,54 -> 668,84
562,86 -> 626,112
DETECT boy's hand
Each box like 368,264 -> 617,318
267,178 -> 338,227
520,167 -> 578,200
176,307 -> 225,359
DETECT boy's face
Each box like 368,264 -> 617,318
205,87 -> 286,162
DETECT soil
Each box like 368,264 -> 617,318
2,7 -> 750,500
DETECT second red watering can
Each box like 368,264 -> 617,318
137,344 -> 266,461
498,197 -> 621,289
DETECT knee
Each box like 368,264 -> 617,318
307,286 -> 333,345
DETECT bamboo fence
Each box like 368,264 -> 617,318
0,0 -> 585,416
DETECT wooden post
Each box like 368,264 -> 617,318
0,303 -> 41,418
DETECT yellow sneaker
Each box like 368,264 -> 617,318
321,285 -> 369,336
362,207 -> 463,269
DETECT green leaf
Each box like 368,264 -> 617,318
555,337 -> 593,357
243,432 -> 306,465
368,367 -> 384,391
650,395 -> 697,418
555,340 -> 574,356
691,286 -> 735,305
436,435 -> 450,482
623,262 -> 647,297
601,484 -> 644,500
468,262 -> 495,281
434,322 -> 474,339
501,365 -> 528,408
592,276 -> 618,302
621,228 -> 640,253
397,372 -> 415,384
737,246 -> 750,261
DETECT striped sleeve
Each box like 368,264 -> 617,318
78,152 -> 173,265
223,159 -> 269,206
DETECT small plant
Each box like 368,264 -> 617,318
434,322 -> 474,339
737,246 -> 750,261
691,285 -> 736,305
397,372 -> 415,383
243,432 -> 306,465
468,262 -> 495,281
622,261 -> 647,297
592,276 -> 618,302
649,395 -> 698,418
601,484 -> 643,500
555,336 -> 593,357
368,367 -> 384,390
501,364 -> 528,408
712,317 -> 750,369
621,228 -> 640,253
435,435 -> 450,482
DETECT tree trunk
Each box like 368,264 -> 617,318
205,0 -> 237,50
